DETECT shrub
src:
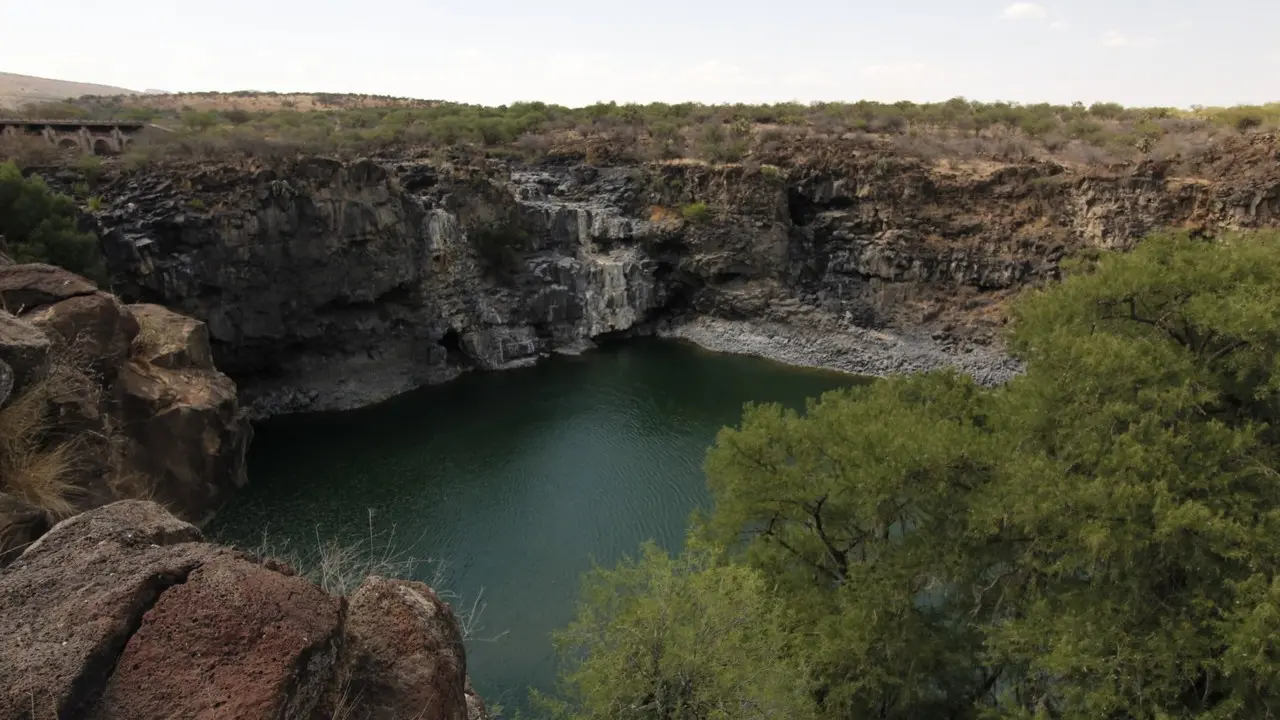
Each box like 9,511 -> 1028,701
552,230 -> 1280,719
224,108 -> 253,125
680,201 -> 712,223
0,162 -> 105,281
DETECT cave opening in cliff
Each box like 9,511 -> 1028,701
440,328 -> 463,358
788,189 -> 854,227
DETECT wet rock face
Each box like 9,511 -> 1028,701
0,501 -> 485,720
0,264 -> 249,541
90,146 -> 1280,416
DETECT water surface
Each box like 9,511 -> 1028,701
211,338 -> 857,711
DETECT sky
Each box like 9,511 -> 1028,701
2,0 -> 1276,108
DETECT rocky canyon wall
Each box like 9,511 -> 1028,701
85,135 -> 1280,416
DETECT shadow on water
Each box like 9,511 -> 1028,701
210,337 -> 862,713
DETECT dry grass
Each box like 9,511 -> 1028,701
0,336 -> 107,518
245,509 -> 503,641
0,374 -> 82,517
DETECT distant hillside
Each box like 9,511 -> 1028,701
79,91 -> 442,113
0,71 -> 139,110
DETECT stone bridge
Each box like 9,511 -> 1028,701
0,118 -> 149,155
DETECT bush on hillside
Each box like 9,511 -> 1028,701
0,162 -> 104,282
48,94 -> 1275,167
550,230 -> 1280,719
680,202 -> 712,224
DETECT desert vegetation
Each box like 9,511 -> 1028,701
545,229 -> 1280,719
3,94 -> 1277,169
0,161 -> 104,281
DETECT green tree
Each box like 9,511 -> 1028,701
545,541 -> 818,720
706,372 -> 1004,718
552,230 -> 1280,719
982,231 -> 1280,717
0,162 -> 104,282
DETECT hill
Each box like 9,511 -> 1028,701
0,71 -> 139,110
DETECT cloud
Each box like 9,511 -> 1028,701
1101,30 -> 1155,48
1049,20 -> 1071,30
1002,3 -> 1048,20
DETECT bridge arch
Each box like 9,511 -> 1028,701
92,138 -> 116,156
57,138 -> 79,151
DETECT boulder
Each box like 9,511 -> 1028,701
0,493 -> 51,567
321,576 -> 470,720
117,360 -> 251,521
0,263 -> 96,313
0,502 -> 486,720
25,291 -> 140,374
95,556 -> 344,720
128,302 -> 215,370
0,310 -> 52,393
0,501 -> 217,720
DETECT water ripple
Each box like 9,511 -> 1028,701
210,338 -> 858,713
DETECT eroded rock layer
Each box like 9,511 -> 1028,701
86,138 -> 1279,416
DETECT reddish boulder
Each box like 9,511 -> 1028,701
0,263 -> 96,313
95,556 -> 344,720
0,501 -> 218,720
0,502 -> 487,720
321,576 -> 470,720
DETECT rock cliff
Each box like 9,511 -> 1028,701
0,262 -> 249,563
0,500 -> 488,720
83,135 -> 1279,416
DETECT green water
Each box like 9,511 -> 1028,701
210,338 -> 857,711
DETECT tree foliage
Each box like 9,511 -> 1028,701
553,231 -> 1280,718
543,541 -> 817,720
0,162 -> 104,282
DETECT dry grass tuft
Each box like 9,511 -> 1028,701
0,340 -> 102,518
0,377 -> 81,517
245,509 -> 504,641
106,464 -> 157,503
